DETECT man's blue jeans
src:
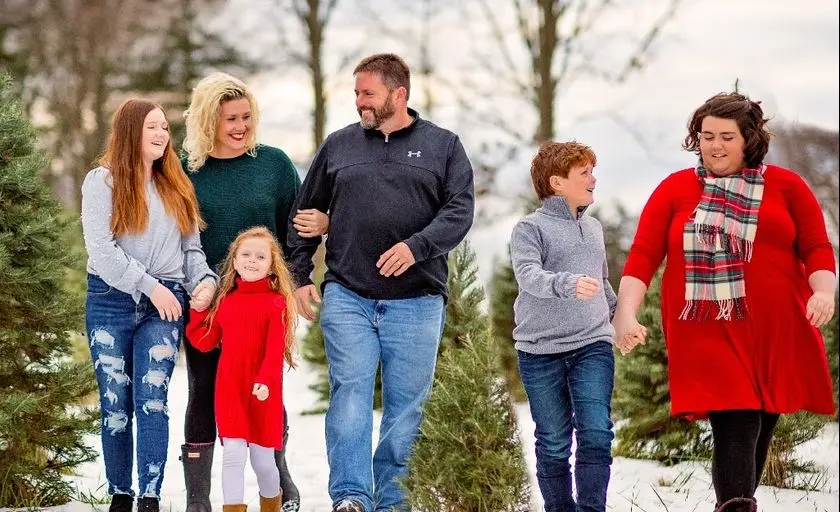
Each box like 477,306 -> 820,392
517,341 -> 615,512
320,282 -> 445,512
85,274 -> 184,498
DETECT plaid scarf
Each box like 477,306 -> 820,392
681,162 -> 765,320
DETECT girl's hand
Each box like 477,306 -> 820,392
150,283 -> 182,321
613,313 -> 647,355
293,209 -> 329,238
252,383 -> 269,401
806,290 -> 835,328
191,281 -> 216,312
575,276 -> 600,300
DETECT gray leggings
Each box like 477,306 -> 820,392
221,438 -> 280,503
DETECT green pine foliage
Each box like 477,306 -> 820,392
0,73 -> 99,506
612,271 -> 712,464
489,255 -> 526,402
402,242 -> 530,512
822,297 -> 839,420
762,411 -> 829,489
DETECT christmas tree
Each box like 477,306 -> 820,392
402,242 -> 530,512
0,73 -> 99,506
488,254 -> 526,402
612,271 -> 712,464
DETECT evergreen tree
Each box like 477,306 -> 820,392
489,255 -> 526,402
0,73 -> 99,506
402,242 -> 530,511
822,296 -> 839,420
612,271 -> 712,464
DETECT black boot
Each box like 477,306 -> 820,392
137,497 -> 159,512
714,497 -> 757,512
181,443 -> 214,512
275,446 -> 300,511
108,494 -> 133,512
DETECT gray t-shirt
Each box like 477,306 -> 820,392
81,166 -> 216,302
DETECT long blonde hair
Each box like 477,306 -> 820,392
182,72 -> 260,172
99,98 -> 203,236
206,226 -> 298,368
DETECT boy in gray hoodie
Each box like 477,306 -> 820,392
511,141 -> 616,512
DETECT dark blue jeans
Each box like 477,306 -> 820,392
517,341 -> 615,512
85,274 -> 185,498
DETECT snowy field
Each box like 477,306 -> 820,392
53,351 -> 839,512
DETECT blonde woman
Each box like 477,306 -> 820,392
181,72 -> 327,512
187,227 -> 299,512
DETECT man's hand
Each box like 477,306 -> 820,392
294,284 -> 322,320
376,242 -> 416,277
252,383 -> 269,401
293,209 -> 329,238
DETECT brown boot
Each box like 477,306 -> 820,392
714,497 -> 757,512
260,492 -> 282,512
222,505 -> 248,512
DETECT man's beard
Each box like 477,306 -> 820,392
358,92 -> 396,129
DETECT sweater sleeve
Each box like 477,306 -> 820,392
510,220 -> 583,299
404,135 -> 475,262
182,230 -> 218,294
287,140 -> 333,287
787,171 -> 836,274
275,148 -> 302,258
622,174 -> 676,286
186,307 -> 222,352
255,298 -> 287,392
81,168 -> 158,297
603,258 -> 617,319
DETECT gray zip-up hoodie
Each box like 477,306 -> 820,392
510,195 -> 616,354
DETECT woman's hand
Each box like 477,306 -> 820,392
293,208 -> 329,238
612,313 -> 648,355
150,283 -> 182,321
806,290 -> 835,328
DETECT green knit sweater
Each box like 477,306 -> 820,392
185,145 -> 301,271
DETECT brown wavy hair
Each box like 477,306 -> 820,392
99,98 -> 203,236
205,226 -> 298,368
530,141 -> 597,200
682,92 -> 772,169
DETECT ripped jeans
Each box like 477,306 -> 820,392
86,273 -> 185,498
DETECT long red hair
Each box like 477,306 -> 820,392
99,98 -> 203,236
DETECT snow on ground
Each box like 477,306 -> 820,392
53,349 -> 839,512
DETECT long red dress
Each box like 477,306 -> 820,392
623,165 -> 835,419
187,277 -> 287,448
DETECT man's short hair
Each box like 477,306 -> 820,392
354,53 -> 411,100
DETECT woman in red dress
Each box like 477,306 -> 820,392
613,92 -> 836,512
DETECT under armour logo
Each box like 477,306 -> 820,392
407,151 -> 422,158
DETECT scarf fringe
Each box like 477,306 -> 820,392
696,226 -> 754,261
679,297 -> 748,321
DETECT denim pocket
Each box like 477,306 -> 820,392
86,275 -> 113,296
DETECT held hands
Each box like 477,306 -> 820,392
575,276 -> 600,300
293,209 -> 329,238
252,383 -> 269,401
613,314 -> 648,356
806,291 -> 835,328
150,283 -> 182,321
294,284 -> 322,321
190,280 -> 216,312
377,242 -> 416,277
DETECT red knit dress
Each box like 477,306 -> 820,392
187,277 -> 287,448
623,165 -> 836,420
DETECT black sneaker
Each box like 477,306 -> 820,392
332,499 -> 365,512
137,497 -> 160,512
108,494 -> 133,512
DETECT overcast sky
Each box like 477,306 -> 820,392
239,0 -> 839,214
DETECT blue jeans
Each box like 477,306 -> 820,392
85,274 -> 185,498
320,282 -> 445,512
517,341 -> 615,512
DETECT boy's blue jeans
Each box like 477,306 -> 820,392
85,274 -> 184,498
517,341 -> 615,512
319,282 -> 445,512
